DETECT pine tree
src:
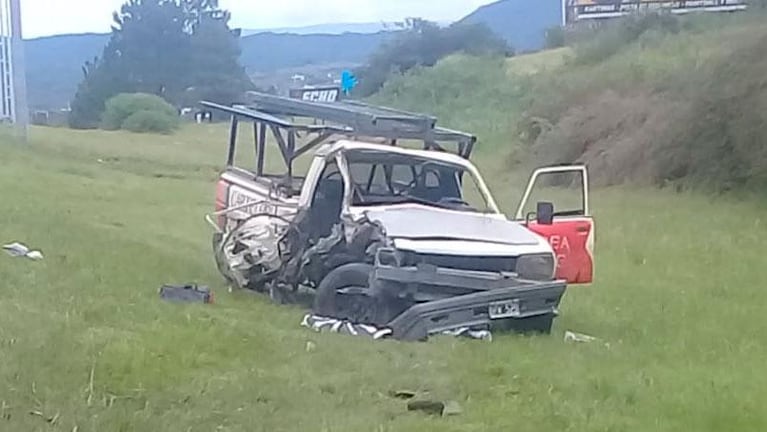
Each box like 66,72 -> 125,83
69,0 -> 252,129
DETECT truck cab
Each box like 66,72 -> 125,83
205,92 -> 594,341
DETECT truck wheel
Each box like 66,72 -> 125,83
313,263 -> 379,324
491,314 -> 555,335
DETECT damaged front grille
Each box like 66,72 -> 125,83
405,253 -> 517,273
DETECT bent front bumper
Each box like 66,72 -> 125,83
372,264 -> 567,341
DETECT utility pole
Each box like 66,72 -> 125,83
0,0 -> 28,141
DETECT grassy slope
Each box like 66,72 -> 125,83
371,14 -> 767,191
2,17 -> 767,429
1,122 -> 766,431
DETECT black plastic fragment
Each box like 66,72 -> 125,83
159,284 -> 214,304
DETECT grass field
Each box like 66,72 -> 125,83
1,124 -> 766,431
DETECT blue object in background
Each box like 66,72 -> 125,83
341,70 -> 358,95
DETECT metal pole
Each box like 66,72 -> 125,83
9,0 -> 27,141
0,0 -> 12,125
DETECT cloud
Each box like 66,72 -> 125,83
21,0 -> 126,38
221,0 -> 494,28
21,0 -> 495,38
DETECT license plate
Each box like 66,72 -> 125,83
489,299 -> 522,319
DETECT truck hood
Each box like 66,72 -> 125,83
357,205 -> 544,247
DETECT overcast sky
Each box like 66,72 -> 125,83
20,0 -> 496,38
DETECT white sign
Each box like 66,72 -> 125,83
565,0 -> 748,22
300,89 -> 340,103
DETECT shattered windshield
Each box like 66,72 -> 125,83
344,150 -> 493,213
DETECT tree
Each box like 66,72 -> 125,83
69,0 -> 252,129
181,11 -> 250,106
355,18 -> 511,97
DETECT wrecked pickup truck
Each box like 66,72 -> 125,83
203,92 -> 595,341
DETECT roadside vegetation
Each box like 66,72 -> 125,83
2,116 -> 767,432
101,93 -> 180,134
373,11 -> 767,193
354,18 -> 511,97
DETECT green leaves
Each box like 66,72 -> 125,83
69,0 -> 251,130
356,20 -> 511,97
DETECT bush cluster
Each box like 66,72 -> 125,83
101,93 -> 180,134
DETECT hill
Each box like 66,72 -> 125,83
458,0 -> 562,52
239,31 -> 390,72
22,0 -> 562,111
2,93 -> 767,431
241,22 -> 397,36
23,30 -> 392,110
25,33 -> 110,110
372,12 -> 767,191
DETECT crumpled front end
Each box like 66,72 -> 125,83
370,262 -> 566,341
213,214 -> 291,290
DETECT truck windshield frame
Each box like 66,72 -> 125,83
342,150 -> 498,214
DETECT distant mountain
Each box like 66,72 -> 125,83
23,1 -> 563,110
241,20 -> 455,36
25,33 -> 110,110
241,22 -> 396,36
240,31 -> 391,72
459,0 -> 562,52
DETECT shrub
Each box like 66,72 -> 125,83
524,24 -> 767,192
371,54 -> 534,159
101,93 -> 179,133
574,11 -> 680,64
653,31 -> 767,191
356,19 -> 511,97
121,110 -> 179,134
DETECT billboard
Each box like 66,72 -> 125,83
565,0 -> 748,23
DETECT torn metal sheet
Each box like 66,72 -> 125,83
301,314 -> 393,340
564,330 -> 598,343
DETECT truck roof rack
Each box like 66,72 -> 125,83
201,91 -> 477,178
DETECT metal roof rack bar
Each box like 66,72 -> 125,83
201,92 -> 478,178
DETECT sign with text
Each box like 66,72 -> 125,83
565,0 -> 748,22
289,86 -> 341,103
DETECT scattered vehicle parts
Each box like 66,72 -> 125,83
203,92 -> 596,341
301,314 -> 392,340
301,313 -> 492,341
564,330 -> 598,343
407,399 -> 462,417
3,242 -> 43,260
159,284 -> 214,304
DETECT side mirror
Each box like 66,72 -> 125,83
536,201 -> 554,225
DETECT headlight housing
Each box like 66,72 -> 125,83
516,253 -> 556,281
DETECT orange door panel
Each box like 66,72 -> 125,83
527,218 -> 594,284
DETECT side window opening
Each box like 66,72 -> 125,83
309,162 -> 346,239
521,170 -> 586,220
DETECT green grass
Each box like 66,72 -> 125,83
1,125 -> 767,431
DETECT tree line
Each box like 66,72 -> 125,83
69,0 -> 251,129
355,18 -> 512,97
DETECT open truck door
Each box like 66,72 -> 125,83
515,165 -> 594,285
